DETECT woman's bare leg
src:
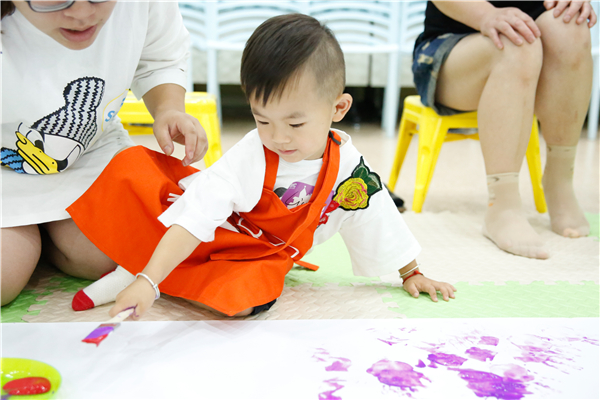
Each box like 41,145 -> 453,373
42,219 -> 116,280
1,225 -> 41,305
534,11 -> 592,238
436,33 -> 548,258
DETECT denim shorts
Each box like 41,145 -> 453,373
412,33 -> 471,116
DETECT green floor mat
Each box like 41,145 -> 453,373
286,234 -> 381,287
3,229 -> 598,322
377,280 -> 599,318
0,289 -> 50,323
587,212 -> 599,239
1,273 -> 93,323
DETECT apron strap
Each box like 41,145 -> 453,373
295,260 -> 320,271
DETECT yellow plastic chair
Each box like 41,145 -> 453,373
117,91 -> 222,167
388,95 -> 547,213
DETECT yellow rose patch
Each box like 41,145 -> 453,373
333,157 -> 382,211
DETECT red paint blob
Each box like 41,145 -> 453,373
3,376 -> 51,395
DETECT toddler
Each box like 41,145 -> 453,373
69,13 -> 456,318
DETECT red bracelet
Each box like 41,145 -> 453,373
402,270 -> 423,283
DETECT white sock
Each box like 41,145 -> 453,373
72,266 -> 136,311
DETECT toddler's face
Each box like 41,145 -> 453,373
250,69 -> 351,163
13,1 -> 116,50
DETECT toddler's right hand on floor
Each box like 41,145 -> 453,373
403,275 -> 457,302
109,277 -> 157,320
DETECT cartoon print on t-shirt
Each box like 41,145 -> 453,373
277,182 -> 315,209
0,77 -> 105,174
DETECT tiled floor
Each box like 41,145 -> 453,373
132,117 -> 599,216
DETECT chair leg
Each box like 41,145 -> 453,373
206,48 -> 222,127
413,115 -> 446,213
196,106 -> 223,168
525,117 -> 548,213
388,115 -> 414,191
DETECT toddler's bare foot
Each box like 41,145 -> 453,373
543,145 -> 589,238
483,173 -> 549,259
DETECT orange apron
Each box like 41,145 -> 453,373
68,132 -> 341,316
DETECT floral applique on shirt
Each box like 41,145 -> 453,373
319,156 -> 382,225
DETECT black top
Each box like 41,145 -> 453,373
415,1 -> 547,51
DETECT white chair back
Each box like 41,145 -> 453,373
180,1 -> 429,137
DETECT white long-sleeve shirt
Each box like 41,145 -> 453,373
160,129 -> 421,277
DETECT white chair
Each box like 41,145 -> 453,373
179,1 -> 308,124
587,1 -> 599,139
180,1 -> 416,137
307,1 -> 402,137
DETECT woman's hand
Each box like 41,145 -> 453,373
109,277 -> 157,320
479,7 -> 542,49
142,84 -> 209,167
544,1 -> 597,27
403,275 -> 457,302
153,109 -> 208,166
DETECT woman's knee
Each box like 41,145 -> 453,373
1,225 -> 42,305
493,35 -> 544,82
537,11 -> 592,68
42,219 -> 116,280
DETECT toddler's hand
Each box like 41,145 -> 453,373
109,277 -> 157,320
403,275 -> 456,302
153,109 -> 208,167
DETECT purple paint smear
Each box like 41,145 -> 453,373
427,352 -> 468,368
513,344 -> 569,369
466,347 -> 497,362
568,336 -> 599,346
318,378 -> 344,400
367,359 -> 430,394
479,336 -> 500,346
450,368 -> 532,400
416,360 -> 426,368
325,359 -> 351,372
313,349 -> 352,372
378,336 -> 408,346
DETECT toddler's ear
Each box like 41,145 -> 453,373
332,93 -> 353,123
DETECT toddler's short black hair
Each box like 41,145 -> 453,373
241,13 -> 345,105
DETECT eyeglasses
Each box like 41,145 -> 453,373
26,1 -> 111,13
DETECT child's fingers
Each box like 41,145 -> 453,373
404,281 -> 420,298
109,300 -> 135,318
426,285 -> 438,302
438,284 -> 455,301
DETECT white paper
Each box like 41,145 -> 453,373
2,318 -> 598,399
